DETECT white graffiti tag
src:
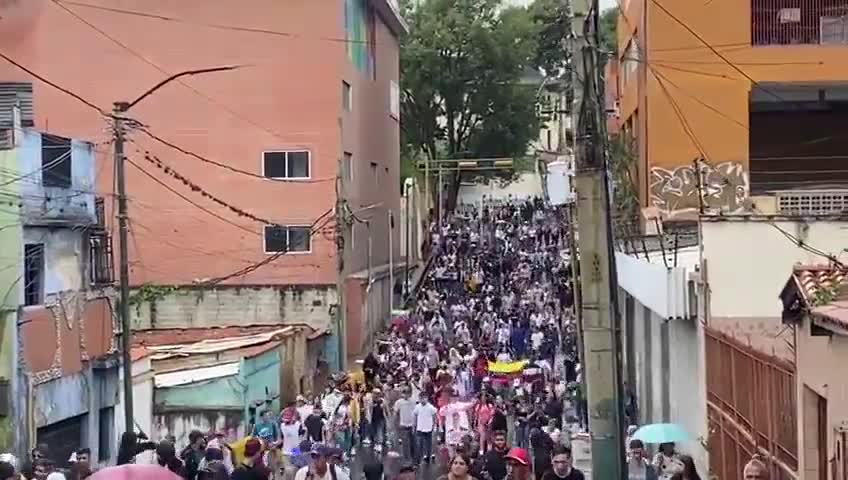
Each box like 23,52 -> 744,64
650,161 -> 750,215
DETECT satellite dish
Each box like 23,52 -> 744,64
0,0 -> 45,42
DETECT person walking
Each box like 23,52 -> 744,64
626,439 -> 657,480
413,394 -> 438,465
394,388 -> 417,460
540,445 -> 584,480
438,453 -> 478,480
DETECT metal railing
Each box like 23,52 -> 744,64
752,0 -> 848,46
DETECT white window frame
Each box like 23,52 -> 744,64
263,225 -> 313,255
261,150 -> 312,180
390,80 -> 400,120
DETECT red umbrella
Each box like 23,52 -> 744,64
89,465 -> 182,480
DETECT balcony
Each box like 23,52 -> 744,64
19,130 -> 96,226
752,0 -> 848,46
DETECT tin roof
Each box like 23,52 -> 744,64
154,362 -> 240,388
145,327 -> 297,360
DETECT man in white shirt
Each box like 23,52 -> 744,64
412,395 -> 438,465
293,445 -> 350,480
394,389 -> 417,460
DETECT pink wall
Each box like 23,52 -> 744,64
0,0 -> 383,286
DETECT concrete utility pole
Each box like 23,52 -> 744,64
112,66 -> 238,433
571,0 -> 626,478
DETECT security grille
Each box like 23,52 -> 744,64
777,190 -> 848,215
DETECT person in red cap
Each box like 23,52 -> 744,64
504,448 -> 531,480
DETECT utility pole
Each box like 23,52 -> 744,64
113,102 -> 133,432
111,66 -> 240,433
572,0 -> 626,478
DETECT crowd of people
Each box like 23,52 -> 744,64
0,197 -> 769,480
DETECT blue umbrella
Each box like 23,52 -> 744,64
632,423 -> 690,444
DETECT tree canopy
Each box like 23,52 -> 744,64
400,0 -> 566,208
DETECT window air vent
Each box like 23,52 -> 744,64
777,190 -> 848,216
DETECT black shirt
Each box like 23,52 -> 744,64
231,463 -> 270,480
304,414 -> 325,442
541,469 -> 586,480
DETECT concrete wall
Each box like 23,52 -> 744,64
621,289 -> 708,474
795,315 -> 848,476
457,172 -> 544,205
154,410 -> 244,447
19,129 -> 95,225
24,227 -> 87,295
241,348 -> 282,415
701,218 -> 848,361
130,286 -> 337,332
0,144 -> 22,449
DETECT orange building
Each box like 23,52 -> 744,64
616,0 -> 848,220
0,1 -> 406,368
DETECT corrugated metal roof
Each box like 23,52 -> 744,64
155,362 -> 240,388
147,327 -> 295,357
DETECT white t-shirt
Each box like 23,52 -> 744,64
394,397 -> 416,427
280,421 -> 302,455
531,331 -> 545,350
413,402 -> 438,433
294,465 -> 351,480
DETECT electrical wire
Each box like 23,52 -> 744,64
49,0 -> 306,147
132,128 -> 334,184
197,207 -> 335,286
133,147 -> 319,227
58,0 -> 388,46
124,156 -> 260,237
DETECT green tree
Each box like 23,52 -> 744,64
599,7 -> 618,58
400,0 -> 541,211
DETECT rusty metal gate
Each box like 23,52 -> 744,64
705,328 -> 798,479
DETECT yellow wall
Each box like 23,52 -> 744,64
617,0 -> 848,216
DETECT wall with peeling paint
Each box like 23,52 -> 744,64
129,286 -> 337,332
24,227 -> 87,294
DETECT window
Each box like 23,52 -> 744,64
42,133 -> 72,188
370,162 -> 379,188
345,0 -> 376,78
343,152 -> 353,182
390,81 -> 400,119
342,81 -> 352,111
24,244 -> 44,306
264,225 -> 312,254
262,151 -> 311,179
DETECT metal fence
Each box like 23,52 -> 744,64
752,0 -> 848,46
705,328 -> 798,479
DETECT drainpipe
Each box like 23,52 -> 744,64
389,209 -> 394,314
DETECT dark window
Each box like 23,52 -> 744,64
41,134 -> 72,188
89,232 -> 114,285
262,151 -> 311,179
264,225 -> 311,254
98,407 -> 114,461
342,81 -> 352,111
371,162 -> 379,188
343,152 -> 353,182
24,244 -> 44,306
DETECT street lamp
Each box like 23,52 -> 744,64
113,66 -> 239,433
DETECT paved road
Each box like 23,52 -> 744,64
347,445 -> 446,480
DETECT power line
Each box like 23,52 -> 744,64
124,156 -> 260,237
133,128 -> 334,184
134,147 -> 315,227
0,50 -> 106,116
198,207 -> 335,286
647,0 -> 788,103
50,0 -> 311,146
59,0 -> 381,46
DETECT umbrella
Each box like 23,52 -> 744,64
632,423 -> 690,444
89,465 -> 182,480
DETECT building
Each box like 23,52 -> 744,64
614,231 -> 706,472
780,264 -> 848,479
0,1 -> 407,371
616,0 -> 848,220
0,92 -> 120,462
130,325 -> 323,446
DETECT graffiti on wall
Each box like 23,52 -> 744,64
649,161 -> 750,215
